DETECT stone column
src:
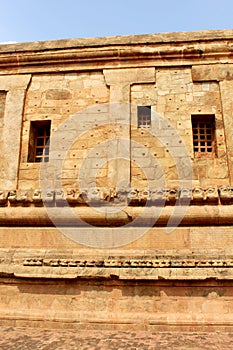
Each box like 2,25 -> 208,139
219,80 -> 233,184
103,68 -> 155,188
0,75 -> 31,189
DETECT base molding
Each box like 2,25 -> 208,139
0,276 -> 232,331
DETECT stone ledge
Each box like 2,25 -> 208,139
22,257 -> 233,268
1,249 -> 233,280
1,185 -> 233,207
0,205 -> 232,226
0,30 -> 233,73
2,264 -> 233,280
1,29 -> 233,52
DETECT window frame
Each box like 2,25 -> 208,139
27,120 -> 51,163
137,106 -> 151,129
191,114 -> 216,159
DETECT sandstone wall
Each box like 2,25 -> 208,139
0,277 -> 233,331
0,30 -> 233,330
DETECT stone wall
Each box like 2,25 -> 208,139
0,277 -> 233,331
0,30 -> 233,330
19,72 -> 109,189
10,66 -> 232,192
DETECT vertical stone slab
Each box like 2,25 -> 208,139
0,75 -> 31,189
103,68 -> 155,188
107,84 -> 131,188
219,80 -> 233,184
0,92 -> 6,168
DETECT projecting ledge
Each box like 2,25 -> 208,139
0,205 -> 232,226
2,264 -> 233,281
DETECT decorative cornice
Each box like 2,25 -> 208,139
3,257 -> 233,281
0,30 -> 233,73
1,185 -> 233,207
1,249 -> 233,280
2,30 -> 233,52
23,257 -> 233,268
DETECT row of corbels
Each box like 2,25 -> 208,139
0,185 -> 233,206
23,258 -> 233,268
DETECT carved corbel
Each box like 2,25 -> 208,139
8,190 -> 17,205
0,191 -> 8,206
127,188 -> 139,206
86,187 -> 101,205
166,188 -> 178,204
139,189 -> 150,205
179,187 -> 192,204
17,190 -> 32,206
205,186 -> 219,203
66,189 -> 77,205
32,189 -> 43,206
55,189 -> 67,206
219,186 -> 233,204
114,188 -> 127,205
43,190 -> 55,206
192,186 -> 205,204
150,188 -> 166,205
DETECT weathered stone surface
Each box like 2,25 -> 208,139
0,75 -> 31,189
45,88 -> 72,100
0,30 -> 232,330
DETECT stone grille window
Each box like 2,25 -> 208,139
28,121 -> 51,162
137,106 -> 151,128
191,115 -> 216,158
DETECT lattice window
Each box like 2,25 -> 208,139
137,106 -> 151,128
191,115 -> 216,158
28,121 -> 51,162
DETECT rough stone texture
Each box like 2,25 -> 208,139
0,277 -> 233,331
0,328 -> 232,350
0,30 -> 232,330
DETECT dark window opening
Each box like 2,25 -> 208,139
28,120 -> 51,162
137,106 -> 151,128
191,115 -> 216,158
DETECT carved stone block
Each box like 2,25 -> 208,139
43,190 -> 55,206
113,188 -> 127,205
86,187 -> 101,205
150,188 -> 166,205
166,188 -> 178,204
8,190 -> 17,205
16,190 -> 32,206
205,186 -> 219,203
139,189 -> 150,205
32,189 -> 43,206
0,191 -> 8,206
127,188 -> 139,206
66,189 -> 77,205
179,187 -> 192,203
219,186 -> 233,204
55,189 -> 67,206
192,187 -> 205,203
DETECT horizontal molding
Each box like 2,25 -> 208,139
0,30 -> 233,73
2,263 -> 233,280
0,205 -> 232,226
2,248 -> 233,280
2,30 -> 233,52
2,186 -> 233,208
